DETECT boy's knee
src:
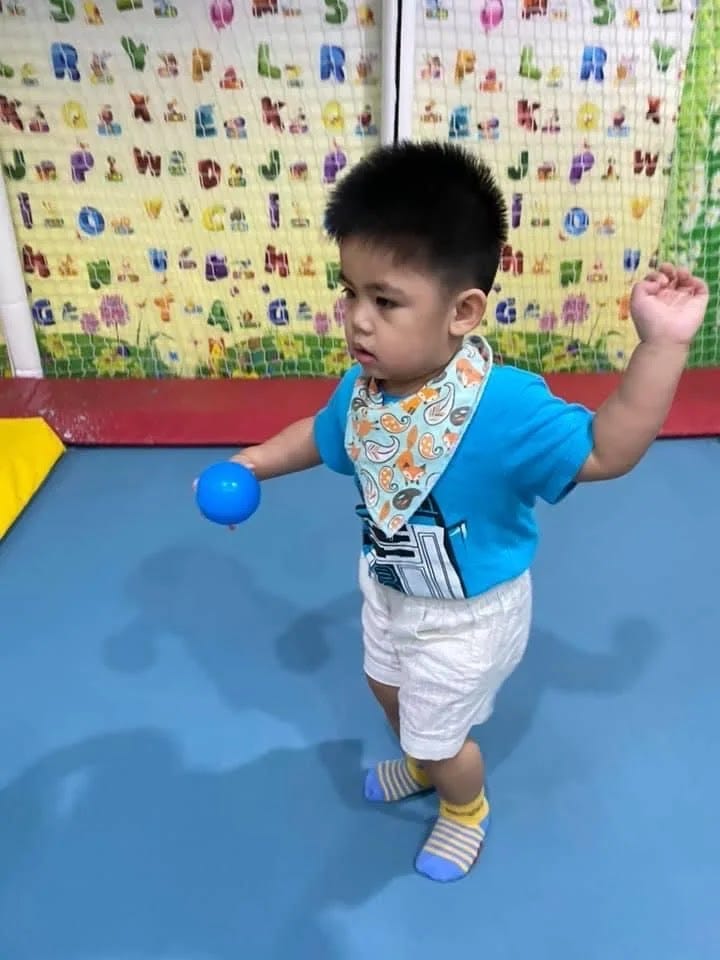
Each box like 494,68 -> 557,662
415,739 -> 481,768
417,752 -> 457,769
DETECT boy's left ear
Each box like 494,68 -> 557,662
450,289 -> 487,337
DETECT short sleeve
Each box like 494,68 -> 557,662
312,364 -> 361,476
502,371 -> 595,504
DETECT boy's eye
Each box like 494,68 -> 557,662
341,286 -> 356,299
376,296 -> 395,309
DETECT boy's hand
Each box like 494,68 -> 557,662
229,450 -> 257,473
631,263 -> 708,347
580,263 -> 708,483
192,416 -> 319,516
191,451 -> 255,492
192,452 -> 257,531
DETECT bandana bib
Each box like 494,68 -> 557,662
345,336 -> 493,536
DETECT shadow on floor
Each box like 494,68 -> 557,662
482,617 -> 661,775
9,543 -> 656,959
0,729 -> 431,960
104,541 -> 361,732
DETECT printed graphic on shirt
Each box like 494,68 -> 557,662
356,488 -> 467,600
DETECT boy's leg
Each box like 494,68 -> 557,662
415,740 -> 490,883
401,573 -> 532,882
423,739 -> 485,805
364,675 -> 433,802
366,675 -> 400,738
359,559 -> 434,803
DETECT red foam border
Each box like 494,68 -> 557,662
0,370 -> 718,445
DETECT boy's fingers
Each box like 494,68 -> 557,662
639,276 -> 663,293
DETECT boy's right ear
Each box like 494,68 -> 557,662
450,288 -> 487,337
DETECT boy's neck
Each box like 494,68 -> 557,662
380,342 -> 465,397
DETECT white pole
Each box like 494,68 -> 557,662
380,0 -> 399,145
0,171 -> 43,377
395,0 -> 416,142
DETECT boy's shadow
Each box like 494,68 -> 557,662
106,542 -> 660,785
104,542 -> 363,735
0,731 -> 424,960
82,542 -> 661,956
480,619 -> 660,784
0,617 -> 658,960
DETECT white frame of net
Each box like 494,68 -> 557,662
0,0 -> 405,380
0,170 -> 43,377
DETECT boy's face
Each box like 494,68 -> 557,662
339,238 -> 486,396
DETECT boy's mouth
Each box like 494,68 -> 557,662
352,345 -> 376,365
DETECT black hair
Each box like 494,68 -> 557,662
324,140 -> 508,295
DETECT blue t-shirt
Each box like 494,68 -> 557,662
313,363 -> 594,600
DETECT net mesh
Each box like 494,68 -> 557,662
0,0 -> 381,378
658,0 -> 719,367
0,0 -> 715,378
413,0 -> 702,372
0,329 -> 10,377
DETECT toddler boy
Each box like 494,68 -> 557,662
224,142 -> 707,882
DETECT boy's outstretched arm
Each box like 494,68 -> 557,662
231,416 -> 321,480
578,264 -> 708,482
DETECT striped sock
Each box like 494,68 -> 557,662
363,755 -> 433,803
415,790 -> 490,882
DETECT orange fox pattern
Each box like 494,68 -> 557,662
345,337 -> 493,535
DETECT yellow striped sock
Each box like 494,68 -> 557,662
415,790 -> 490,882
441,791 -> 489,827
363,755 -> 433,803
406,756 -> 432,788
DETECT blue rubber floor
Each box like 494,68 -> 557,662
0,441 -> 719,960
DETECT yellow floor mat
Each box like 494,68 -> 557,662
0,418 -> 65,540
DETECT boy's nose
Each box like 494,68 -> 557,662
350,304 -> 373,335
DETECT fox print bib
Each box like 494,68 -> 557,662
345,336 -> 493,536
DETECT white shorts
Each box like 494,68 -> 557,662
360,558 -> 532,761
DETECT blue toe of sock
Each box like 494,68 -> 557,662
415,812 -> 490,882
415,851 -> 466,883
363,768 -> 385,803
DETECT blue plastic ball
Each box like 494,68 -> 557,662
195,460 -> 261,526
